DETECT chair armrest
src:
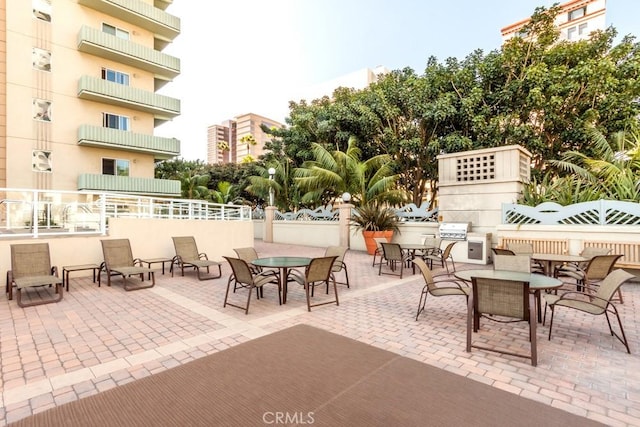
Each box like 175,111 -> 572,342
199,253 -> 209,260
133,258 -> 143,267
553,291 -> 609,306
51,266 -> 59,276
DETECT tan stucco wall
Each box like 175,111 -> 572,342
0,218 -> 254,281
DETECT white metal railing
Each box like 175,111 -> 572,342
0,188 -> 251,238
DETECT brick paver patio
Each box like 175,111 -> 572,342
1,240 -> 639,426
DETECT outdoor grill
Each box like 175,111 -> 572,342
438,222 -> 470,241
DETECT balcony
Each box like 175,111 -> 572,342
78,26 -> 180,80
78,75 -> 180,122
78,0 -> 180,41
78,125 -> 180,160
78,174 -> 181,196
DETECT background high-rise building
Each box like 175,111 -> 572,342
207,113 -> 283,164
501,0 -> 606,43
1,0 -> 182,196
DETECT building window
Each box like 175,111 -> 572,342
578,22 -> 589,36
101,68 -> 129,85
33,0 -> 51,22
32,150 -> 52,173
102,158 -> 130,176
103,113 -> 129,130
102,23 -> 129,40
32,47 -> 51,72
33,99 -> 52,122
567,26 -> 577,40
568,7 -> 586,21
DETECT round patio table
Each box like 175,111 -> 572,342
252,257 -> 311,304
454,269 -> 562,323
531,253 -> 587,276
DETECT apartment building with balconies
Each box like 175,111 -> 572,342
1,0 -> 182,196
501,0 -> 606,43
207,113 -> 283,164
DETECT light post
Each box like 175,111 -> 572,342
341,192 -> 351,203
268,167 -> 276,207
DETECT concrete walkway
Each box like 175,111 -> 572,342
1,240 -> 639,426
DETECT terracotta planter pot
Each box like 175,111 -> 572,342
362,230 -> 394,255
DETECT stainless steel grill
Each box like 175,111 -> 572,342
438,222 -> 470,241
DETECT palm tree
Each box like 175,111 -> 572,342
294,136 -> 405,207
550,128 -> 640,202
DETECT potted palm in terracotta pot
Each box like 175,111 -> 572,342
351,203 -> 400,255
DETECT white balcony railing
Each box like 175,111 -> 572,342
0,188 -> 251,238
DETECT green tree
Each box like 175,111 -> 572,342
294,137 -> 405,207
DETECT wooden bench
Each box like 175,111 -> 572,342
498,238 -> 569,255
582,241 -> 640,269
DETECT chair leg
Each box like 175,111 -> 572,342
416,289 -> 428,321
605,308 -> 631,353
547,306 -> 556,340
244,285 -> 253,314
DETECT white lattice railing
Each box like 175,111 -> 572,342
502,201 -> 640,225
272,202 -> 438,222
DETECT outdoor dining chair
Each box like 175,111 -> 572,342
491,248 -> 516,256
371,237 -> 388,267
553,247 -> 611,278
423,241 -> 457,274
493,254 -> 531,273
506,242 -> 544,274
100,239 -> 155,291
223,256 -> 282,315
554,254 -> 623,300
467,277 -> 537,366
543,268 -> 635,353
324,246 -> 350,290
172,236 -> 222,280
288,256 -> 339,311
379,242 -> 411,278
414,258 -> 469,321
8,243 -> 64,307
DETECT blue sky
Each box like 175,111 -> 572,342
156,1 -> 640,161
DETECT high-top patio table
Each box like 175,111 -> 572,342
454,269 -> 562,323
252,257 -> 311,304
531,253 -> 587,277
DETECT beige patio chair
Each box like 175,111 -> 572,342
543,269 -> 634,353
493,254 -> 531,273
171,236 -> 221,280
378,242 -> 411,278
467,277 -> 537,366
100,239 -> 155,291
423,241 -> 457,274
507,242 -> 544,274
371,237 -> 388,267
223,257 -> 281,315
324,246 -> 349,291
414,258 -> 469,321
7,243 -> 64,307
288,256 -> 339,311
554,247 -> 611,280
233,247 -> 278,297
554,254 -> 623,300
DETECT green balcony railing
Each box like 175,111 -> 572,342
78,75 -> 180,120
78,174 -> 181,196
78,125 -> 180,159
78,26 -> 180,80
78,0 -> 180,40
